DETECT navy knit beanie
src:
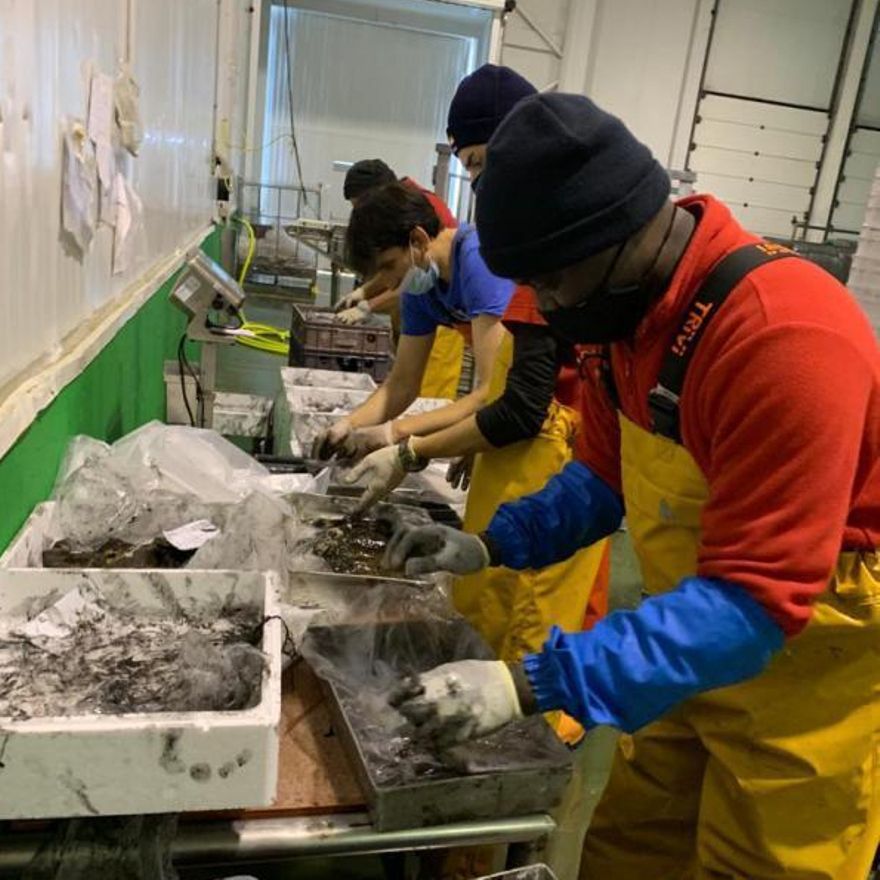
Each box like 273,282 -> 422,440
344,159 -> 396,200
447,64 -> 537,153
476,93 -> 671,279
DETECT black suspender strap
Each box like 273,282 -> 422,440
576,345 -> 621,411
648,242 -> 800,442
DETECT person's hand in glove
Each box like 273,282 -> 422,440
311,417 -> 353,461
341,438 -> 428,511
334,285 -> 367,313
390,660 -> 524,746
383,524 -> 490,577
446,455 -> 474,491
339,421 -> 395,461
336,300 -> 371,325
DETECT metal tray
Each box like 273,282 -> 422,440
306,619 -> 573,832
286,492 -> 433,530
327,485 -> 462,527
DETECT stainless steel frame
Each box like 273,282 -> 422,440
0,812 -> 555,874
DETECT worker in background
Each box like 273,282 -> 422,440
333,68 -> 608,687
338,159 -> 465,400
313,181 -> 511,472
447,63 -> 611,643
386,93 -> 880,880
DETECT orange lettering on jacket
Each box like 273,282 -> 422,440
672,300 -> 714,357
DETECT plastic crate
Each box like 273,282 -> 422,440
290,347 -> 392,383
289,305 -> 393,365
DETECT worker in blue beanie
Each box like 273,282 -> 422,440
385,92 -> 880,880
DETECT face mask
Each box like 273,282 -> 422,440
401,244 -> 439,296
540,212 -> 676,344
541,281 -> 655,344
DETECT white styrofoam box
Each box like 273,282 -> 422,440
288,386 -> 372,416
1,502 -> 55,568
280,367 -> 376,391
275,383 -> 450,457
0,568 -> 282,820
213,392 -> 273,439
165,360 -> 201,426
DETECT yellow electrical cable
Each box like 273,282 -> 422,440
230,215 -> 291,357
235,215 -> 257,285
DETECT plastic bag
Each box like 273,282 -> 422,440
107,421 -> 272,503
187,490 -> 295,572
23,815 -> 178,880
49,423 -> 275,551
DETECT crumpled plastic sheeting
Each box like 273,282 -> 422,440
187,490 -> 319,574
23,814 -> 178,880
300,583 -> 488,785
49,422 -> 274,551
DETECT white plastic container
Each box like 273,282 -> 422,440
280,366 -> 376,391
275,384 -> 449,456
0,568 -> 282,820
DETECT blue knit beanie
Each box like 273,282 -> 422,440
447,64 -> 537,153
476,93 -> 671,278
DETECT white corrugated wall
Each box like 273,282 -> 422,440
0,0 -> 216,390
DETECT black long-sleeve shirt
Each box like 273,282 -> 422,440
475,322 -> 569,447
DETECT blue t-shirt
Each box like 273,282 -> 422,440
400,225 -> 514,336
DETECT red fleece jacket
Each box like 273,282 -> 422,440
578,194 -> 880,635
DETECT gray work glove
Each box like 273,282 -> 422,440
390,660 -> 523,746
446,455 -> 474,491
311,417 -> 353,460
383,524 -> 490,577
334,285 -> 367,313
339,421 -> 394,461
339,444 -> 406,512
336,300 -> 371,325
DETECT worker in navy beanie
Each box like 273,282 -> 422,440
476,92 -> 670,279
447,64 -> 536,182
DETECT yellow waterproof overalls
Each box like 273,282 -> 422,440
437,329 -> 610,880
580,245 -> 880,880
419,325 -> 465,400
455,331 -> 608,673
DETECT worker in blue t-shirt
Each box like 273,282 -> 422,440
312,181 -> 513,507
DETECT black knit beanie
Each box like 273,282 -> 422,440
447,64 -> 537,153
343,159 -> 396,201
476,93 -> 671,279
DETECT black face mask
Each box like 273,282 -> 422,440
541,278 -> 657,344
539,213 -> 675,344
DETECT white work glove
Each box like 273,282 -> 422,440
390,660 -> 523,746
383,524 -> 490,577
339,421 -> 395,461
340,444 -> 406,511
334,285 -> 367,313
336,300 -> 371,325
311,417 -> 353,461
446,455 -> 474,491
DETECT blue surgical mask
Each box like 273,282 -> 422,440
401,244 -> 439,295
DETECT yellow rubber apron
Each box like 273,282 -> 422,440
577,414 -> 880,879
455,331 -> 608,662
419,325 -> 465,400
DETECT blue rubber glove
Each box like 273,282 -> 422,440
523,577 -> 784,733
484,461 -> 623,570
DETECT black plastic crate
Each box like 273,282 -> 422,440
288,305 -> 394,381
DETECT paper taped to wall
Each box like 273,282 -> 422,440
61,119 -> 97,255
112,172 -> 145,275
88,71 -> 117,224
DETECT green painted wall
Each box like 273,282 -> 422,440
0,229 -> 219,551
